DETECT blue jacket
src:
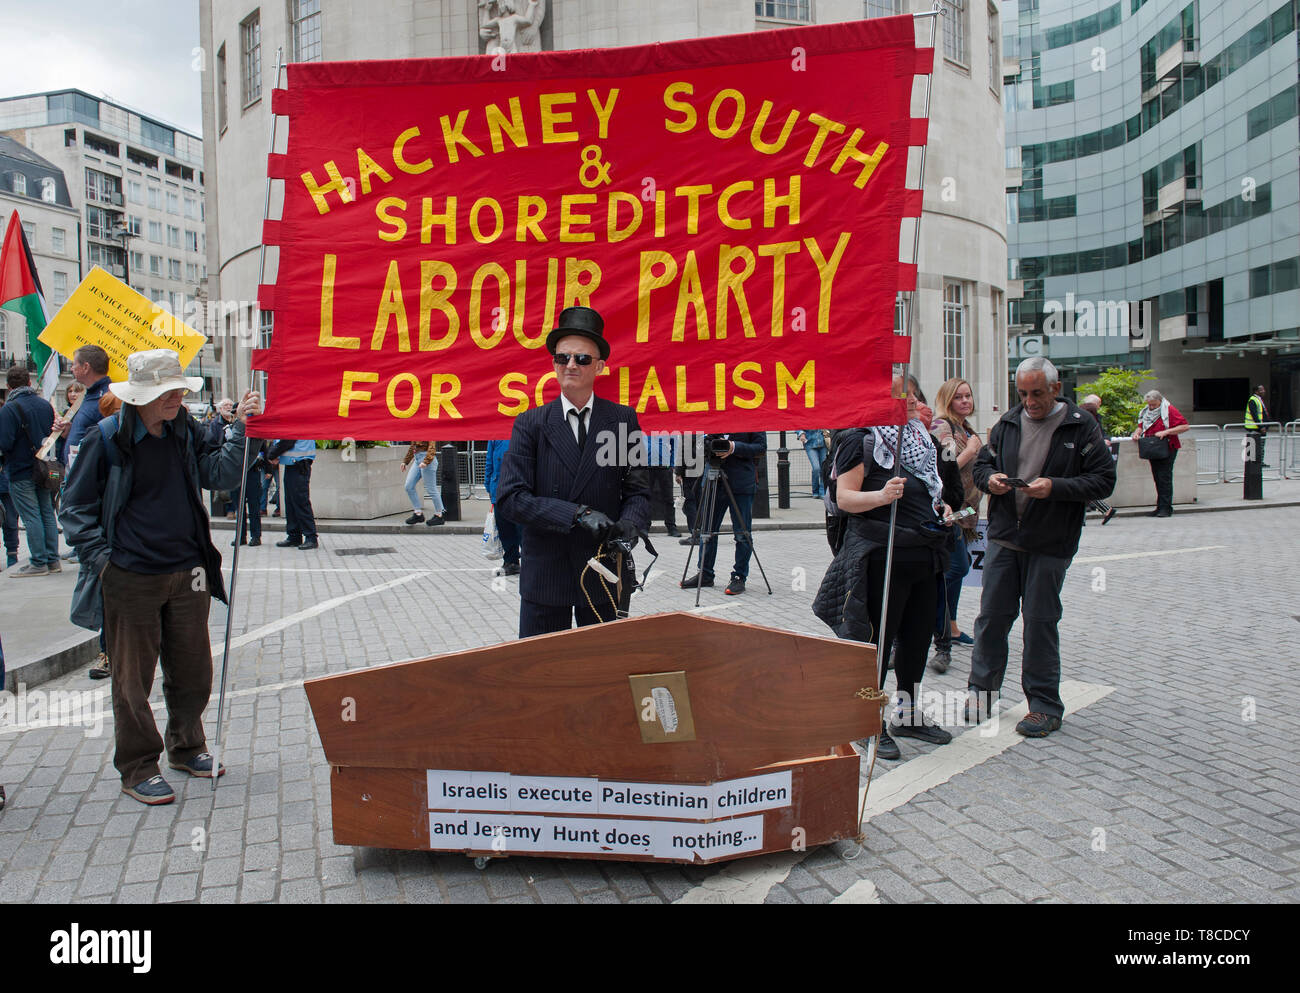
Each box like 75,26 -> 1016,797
67,376 -> 112,451
496,396 -> 650,607
645,433 -> 677,468
0,387 -> 56,482
61,404 -> 250,629
484,439 -> 510,503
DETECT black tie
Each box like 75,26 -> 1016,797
570,408 -> 587,449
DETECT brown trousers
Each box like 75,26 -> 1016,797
103,563 -> 213,787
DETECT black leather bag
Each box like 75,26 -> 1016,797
1137,436 -> 1170,460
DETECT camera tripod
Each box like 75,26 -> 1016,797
679,456 -> 772,606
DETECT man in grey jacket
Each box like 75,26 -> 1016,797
62,349 -> 259,805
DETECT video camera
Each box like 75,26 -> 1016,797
703,433 -> 732,457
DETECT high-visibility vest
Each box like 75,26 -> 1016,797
1245,395 -> 1266,430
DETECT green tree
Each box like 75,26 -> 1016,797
1075,367 -> 1156,437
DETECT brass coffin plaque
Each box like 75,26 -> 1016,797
628,671 -> 697,743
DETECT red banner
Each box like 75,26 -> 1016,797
252,17 -> 928,439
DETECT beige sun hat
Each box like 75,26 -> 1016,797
108,349 -> 204,406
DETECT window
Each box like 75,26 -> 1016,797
942,281 -> 967,381
53,272 -> 68,302
0,312 -> 6,355
169,259 -> 182,280
988,4 -> 1000,95
864,0 -> 901,16
147,186 -> 161,210
9,173 -> 25,195
167,225 -> 182,248
185,230 -> 199,252
148,220 -> 163,243
128,180 -> 144,204
186,262 -> 199,282
754,2 -> 810,21
942,0 -> 969,66
128,215 -> 143,236
86,206 -> 114,240
241,12 -> 262,107
64,128 -> 77,147
184,196 -> 198,219
131,250 -> 145,272
291,0 -> 322,62
52,228 -> 66,254
150,255 -> 163,276
85,169 -> 121,204
166,191 -> 180,214
217,44 -> 229,131
40,177 -> 57,203
894,294 -> 905,335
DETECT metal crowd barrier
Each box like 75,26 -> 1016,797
1185,424 -> 1225,484
1221,421 -> 1283,482
1283,421 -> 1299,479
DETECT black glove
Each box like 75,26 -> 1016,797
574,507 -> 615,543
613,519 -> 640,549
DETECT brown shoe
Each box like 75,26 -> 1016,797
88,653 -> 111,680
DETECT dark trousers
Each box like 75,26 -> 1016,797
647,466 -> 677,529
283,460 -> 317,541
0,490 -> 18,559
697,490 -> 754,582
1148,449 -> 1177,515
498,512 -> 520,566
237,468 -> 263,541
519,557 -> 633,636
681,472 -> 700,534
102,563 -> 212,787
933,531 -> 970,646
861,552 -> 937,709
261,467 -> 281,512
968,541 -> 1070,718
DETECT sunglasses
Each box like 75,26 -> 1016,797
553,352 -> 596,366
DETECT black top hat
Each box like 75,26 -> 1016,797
545,306 -> 610,360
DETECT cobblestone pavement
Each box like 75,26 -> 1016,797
1,507 -> 1297,904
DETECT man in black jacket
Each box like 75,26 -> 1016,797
62,349 -> 258,805
966,357 -> 1115,738
681,431 -> 766,596
496,306 -> 650,637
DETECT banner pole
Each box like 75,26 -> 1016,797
212,46 -> 285,793
874,4 -> 941,727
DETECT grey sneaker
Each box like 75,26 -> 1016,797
122,775 -> 175,805
929,648 -> 951,674
46,560 -> 62,574
10,563 -> 49,578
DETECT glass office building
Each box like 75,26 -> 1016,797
1004,0 -> 1299,422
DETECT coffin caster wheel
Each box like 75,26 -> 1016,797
473,856 -> 491,870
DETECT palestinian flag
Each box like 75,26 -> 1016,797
1,209 -> 58,399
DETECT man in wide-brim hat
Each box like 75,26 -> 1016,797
62,348 -> 261,805
496,306 -> 650,637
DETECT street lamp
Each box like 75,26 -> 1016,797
109,222 -> 134,288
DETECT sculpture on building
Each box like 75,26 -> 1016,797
479,0 -> 546,54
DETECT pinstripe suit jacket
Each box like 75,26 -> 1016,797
496,396 -> 651,606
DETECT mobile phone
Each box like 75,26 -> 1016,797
1003,477 -> 1030,488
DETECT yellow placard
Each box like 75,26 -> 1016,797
37,266 -> 207,383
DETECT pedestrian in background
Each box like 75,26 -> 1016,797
797,429 -> 827,498
267,440 -> 319,550
399,440 -> 445,526
928,377 -> 982,673
207,398 -> 237,518
1078,394 -> 1116,524
646,431 -> 680,536
484,438 -> 520,575
0,365 -> 61,576
1244,385 -> 1268,466
1131,389 -> 1189,518
0,398 -> 18,569
676,433 -> 702,546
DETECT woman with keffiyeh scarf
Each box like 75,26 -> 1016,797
813,377 -> 964,761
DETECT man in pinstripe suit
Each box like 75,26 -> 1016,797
497,307 -> 651,638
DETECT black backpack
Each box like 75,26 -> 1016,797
822,430 -> 846,554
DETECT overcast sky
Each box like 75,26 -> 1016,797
0,0 -> 202,135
